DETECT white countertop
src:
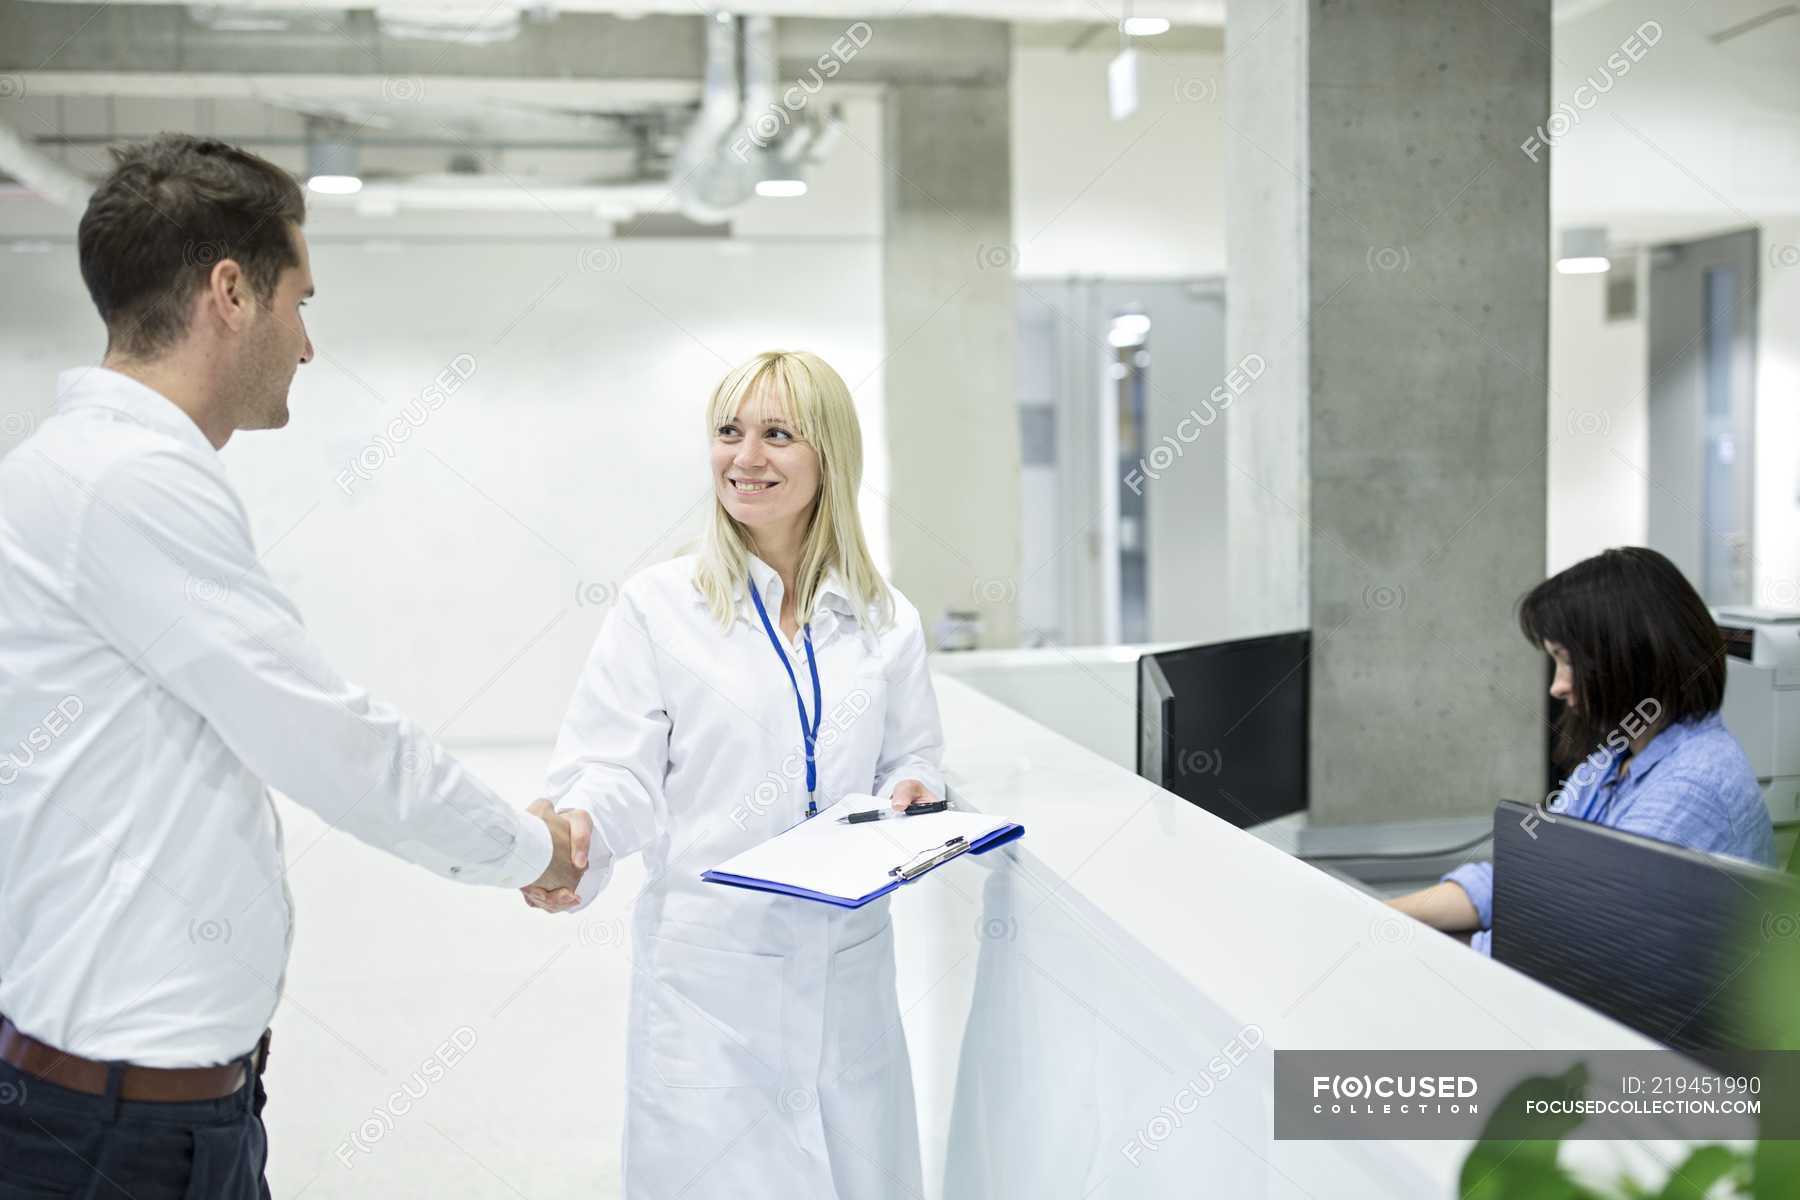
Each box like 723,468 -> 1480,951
930,671 -> 1688,1195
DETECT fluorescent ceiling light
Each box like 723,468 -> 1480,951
1122,16 -> 1172,36
307,175 -> 364,196
305,121 -> 362,197
1556,225 -> 1610,274
1108,313 -> 1151,347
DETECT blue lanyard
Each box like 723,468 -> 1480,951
748,580 -> 822,817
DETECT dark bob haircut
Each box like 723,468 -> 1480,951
78,133 -> 305,360
1518,546 -> 1726,768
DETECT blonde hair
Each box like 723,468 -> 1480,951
696,350 -> 893,632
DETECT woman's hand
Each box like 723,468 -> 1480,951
522,880 -> 584,912
889,779 -> 941,812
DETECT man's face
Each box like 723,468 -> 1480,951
235,222 -> 314,431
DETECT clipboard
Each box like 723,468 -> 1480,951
701,795 -> 1025,908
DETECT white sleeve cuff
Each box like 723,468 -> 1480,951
483,809 -> 554,890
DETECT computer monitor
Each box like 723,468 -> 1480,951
1491,798 -> 1798,1063
1136,632 -> 1310,829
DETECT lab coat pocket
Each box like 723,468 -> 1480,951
821,921 -> 906,1088
644,933 -> 785,1089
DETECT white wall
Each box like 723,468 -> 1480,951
1543,1 -> 1800,589
1011,42 -> 1226,278
0,99 -> 887,743
1753,216 -> 1800,608
0,236 -> 883,742
1545,265 -> 1648,572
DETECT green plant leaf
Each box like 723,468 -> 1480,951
1652,1144 -> 1749,1200
1751,1138 -> 1800,1200
1459,1065 -> 1595,1199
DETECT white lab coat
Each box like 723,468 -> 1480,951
545,553 -> 945,1199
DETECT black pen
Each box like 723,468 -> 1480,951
836,799 -> 951,824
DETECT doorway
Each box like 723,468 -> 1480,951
1646,228 -> 1759,604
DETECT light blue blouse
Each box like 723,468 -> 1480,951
1445,712 -> 1774,956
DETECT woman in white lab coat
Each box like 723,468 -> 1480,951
523,350 -> 945,1199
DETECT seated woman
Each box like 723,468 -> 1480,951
1390,546 -> 1774,954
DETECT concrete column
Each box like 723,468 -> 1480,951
1226,0 -> 1552,825
882,72 -> 1018,648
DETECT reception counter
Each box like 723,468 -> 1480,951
900,671 -> 1692,1198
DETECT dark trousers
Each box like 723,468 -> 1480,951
0,1049 -> 268,1200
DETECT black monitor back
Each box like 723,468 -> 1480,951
1136,632 -> 1309,829
1491,799 -> 1797,1063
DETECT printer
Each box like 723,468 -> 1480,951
1714,607 -> 1800,826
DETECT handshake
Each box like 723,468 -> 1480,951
521,799 -> 594,913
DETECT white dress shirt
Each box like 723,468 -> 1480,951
0,367 -> 551,1068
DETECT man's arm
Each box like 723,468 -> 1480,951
72,446 -> 578,891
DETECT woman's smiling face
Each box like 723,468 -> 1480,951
711,383 -> 821,536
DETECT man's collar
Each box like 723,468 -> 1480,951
55,366 -> 216,456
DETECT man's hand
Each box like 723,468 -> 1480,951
523,798 -> 590,899
889,779 -> 941,811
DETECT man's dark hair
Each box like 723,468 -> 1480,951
1518,546 -> 1726,767
78,133 -> 306,359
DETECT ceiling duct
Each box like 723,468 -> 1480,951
0,119 -> 90,211
670,11 -> 772,223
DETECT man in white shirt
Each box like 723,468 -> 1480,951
0,134 -> 590,1198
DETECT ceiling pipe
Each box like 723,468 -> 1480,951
0,118 -> 91,211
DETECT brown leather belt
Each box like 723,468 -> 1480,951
0,1016 -> 267,1103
